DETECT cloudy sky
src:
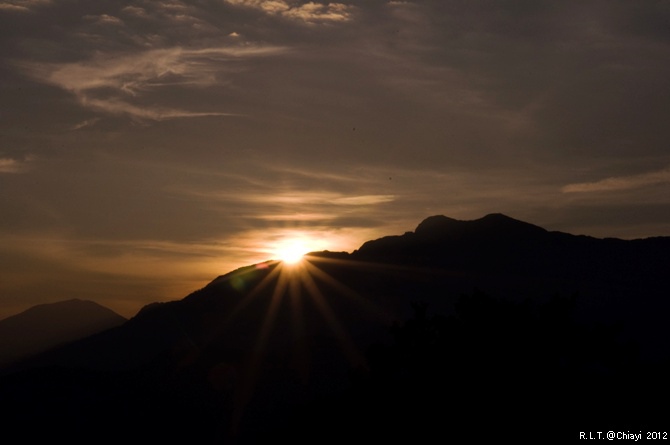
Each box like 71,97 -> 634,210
1,0 -> 669,318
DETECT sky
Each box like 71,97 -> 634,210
1,0 -> 669,318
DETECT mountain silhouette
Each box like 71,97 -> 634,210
352,213 -> 670,357
0,299 -> 126,367
356,213 -> 666,279
1,214 -> 668,443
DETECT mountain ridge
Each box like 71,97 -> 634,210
1,214 -> 668,442
354,213 -> 560,256
105,213 -> 669,365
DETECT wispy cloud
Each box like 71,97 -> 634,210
0,0 -> 50,13
21,45 -> 287,120
331,195 -> 395,205
256,212 -> 333,221
77,97 -> 239,121
70,118 -> 100,131
184,189 -> 395,207
562,167 -> 670,193
225,0 -> 354,24
170,178 -> 397,232
120,5 -> 147,18
270,192 -> 394,207
83,14 -> 124,26
0,233 -> 243,287
0,156 -> 33,173
0,3 -> 28,12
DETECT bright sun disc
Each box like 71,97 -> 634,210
275,240 -> 310,264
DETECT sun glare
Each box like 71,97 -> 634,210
278,244 -> 307,264
272,233 -> 327,265
274,238 -> 312,264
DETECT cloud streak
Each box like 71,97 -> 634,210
21,45 -> 287,120
83,14 -> 124,26
563,168 -> 670,193
175,186 -> 396,214
0,0 -> 50,13
0,156 -> 33,173
224,0 -> 354,23
77,98 -> 239,121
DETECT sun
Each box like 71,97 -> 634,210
274,238 -> 312,264
268,231 -> 333,265
277,243 -> 307,264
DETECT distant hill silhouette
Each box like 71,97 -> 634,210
1,214 -> 668,443
0,299 -> 126,367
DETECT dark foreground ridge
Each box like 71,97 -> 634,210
1,214 -> 668,443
